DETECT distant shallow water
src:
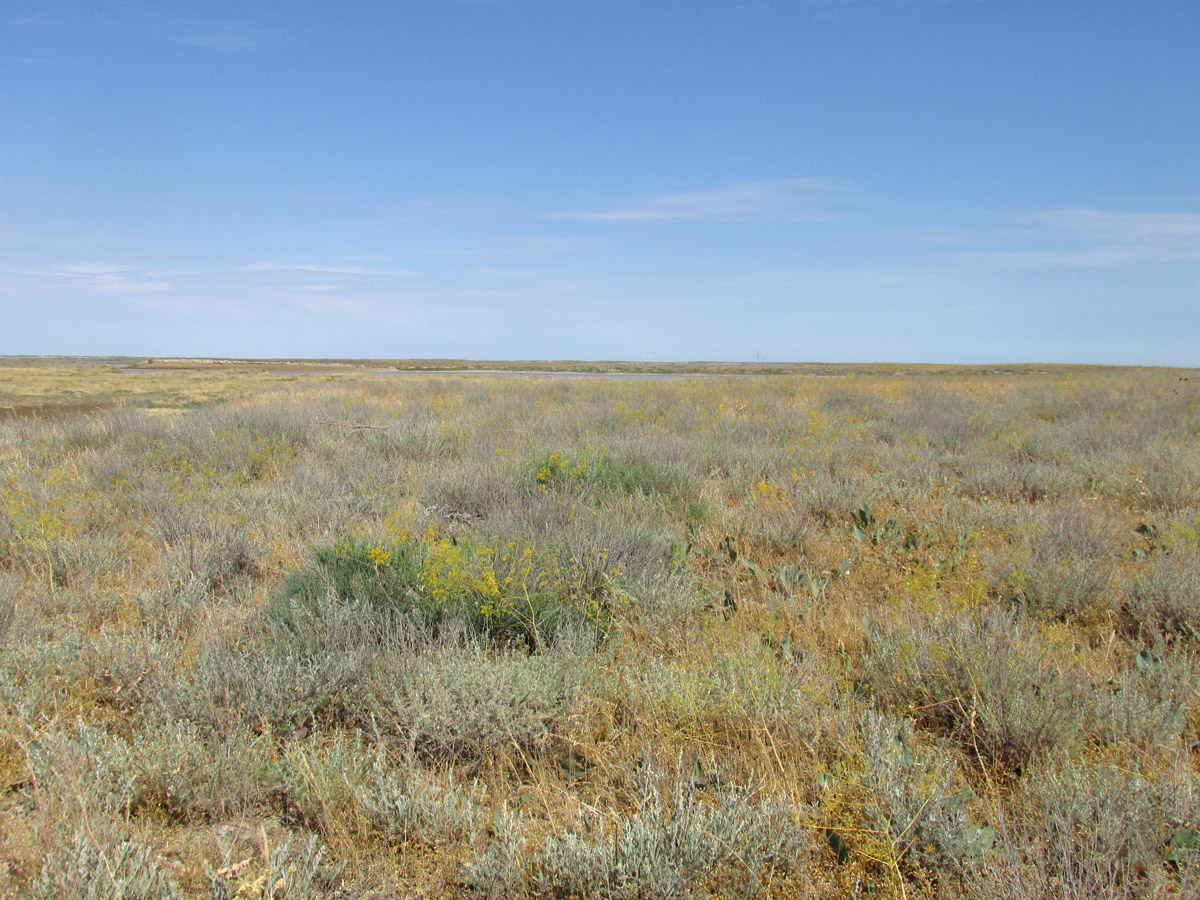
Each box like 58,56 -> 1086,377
121,367 -> 704,380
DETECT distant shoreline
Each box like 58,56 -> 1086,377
4,355 -> 1190,378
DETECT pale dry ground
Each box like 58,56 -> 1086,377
0,362 -> 1198,899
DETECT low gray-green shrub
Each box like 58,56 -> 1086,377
161,593 -> 377,736
1124,551 -> 1200,643
125,711 -> 279,822
27,831 -> 182,900
205,832 -> 345,900
351,745 -> 483,846
280,730 -> 482,845
370,625 -> 591,762
863,609 -> 1081,773
0,571 -> 16,640
1086,645 -> 1197,753
465,759 -> 813,900
858,709 -> 994,873
1003,500 -> 1124,619
963,759 -> 1200,900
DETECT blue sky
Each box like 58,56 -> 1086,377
2,1 -> 1198,363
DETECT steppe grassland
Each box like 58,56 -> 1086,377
1,363 -> 1199,899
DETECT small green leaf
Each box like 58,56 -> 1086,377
952,823 -> 995,858
1135,648 -> 1162,676
945,787 -> 975,813
558,750 -> 594,780
825,828 -> 850,865
1166,827 -> 1200,864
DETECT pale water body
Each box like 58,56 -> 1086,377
121,368 -> 706,380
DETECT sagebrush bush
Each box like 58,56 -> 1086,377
0,571 -> 16,640
465,759 -> 814,899
161,593 -> 377,737
858,709 -> 993,873
989,499 -> 1124,619
280,730 -> 482,846
863,608 -> 1081,773
964,759 -> 1200,900
1123,550 -> 1200,642
1086,645 -> 1197,753
205,832 -> 345,900
369,624 -> 591,762
27,831 -> 183,900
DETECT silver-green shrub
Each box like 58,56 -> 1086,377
964,759 -> 1200,900
529,761 -> 810,899
858,709 -> 993,872
863,608 -> 1081,772
371,625 -> 590,761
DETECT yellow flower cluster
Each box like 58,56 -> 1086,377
419,530 -> 506,615
750,480 -> 787,506
535,448 -> 599,493
365,544 -> 392,568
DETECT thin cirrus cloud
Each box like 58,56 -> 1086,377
881,207 -> 1200,272
52,262 -> 171,293
144,16 -> 285,53
558,178 -> 844,222
969,208 -> 1200,269
241,262 -> 375,275
239,262 -> 418,277
10,7 -> 288,53
1027,208 -> 1200,246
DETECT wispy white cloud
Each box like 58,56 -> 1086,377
559,177 -> 843,222
9,6 -> 289,53
240,262 -> 418,277
953,208 -> 1200,269
424,235 -> 603,257
1025,208 -> 1200,245
379,198 -> 510,221
52,263 -> 171,293
882,227 -> 982,245
57,263 -> 132,276
241,262 -> 373,275
132,11 -> 288,52
881,207 -> 1200,270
